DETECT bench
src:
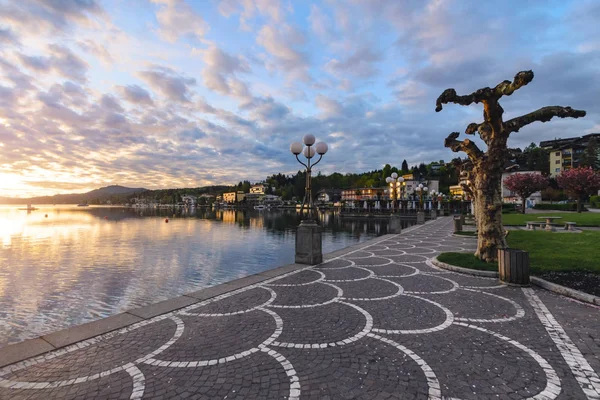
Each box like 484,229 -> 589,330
564,222 -> 577,231
526,221 -> 545,231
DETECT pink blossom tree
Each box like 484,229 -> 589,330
503,173 -> 549,214
557,167 -> 600,213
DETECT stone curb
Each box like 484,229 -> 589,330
0,231 -> 407,369
451,233 -> 477,238
431,256 -> 600,306
530,276 -> 600,306
430,256 -> 499,277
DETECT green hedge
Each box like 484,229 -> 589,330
591,195 -> 600,208
533,203 -> 586,212
502,203 -> 518,214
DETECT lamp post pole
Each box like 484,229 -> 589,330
415,183 -> 428,224
290,135 -> 328,264
385,173 -> 404,234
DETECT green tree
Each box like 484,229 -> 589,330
401,160 -> 409,174
581,137 -> 600,170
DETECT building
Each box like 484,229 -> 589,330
449,185 -> 465,199
181,195 -> 197,206
501,170 -> 543,204
250,185 -> 267,194
341,188 -> 386,202
223,191 -> 246,204
316,189 -> 341,204
541,133 -> 600,177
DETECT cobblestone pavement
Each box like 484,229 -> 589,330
1,217 -> 599,399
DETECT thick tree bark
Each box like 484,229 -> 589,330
521,195 -> 527,214
437,70 -> 586,262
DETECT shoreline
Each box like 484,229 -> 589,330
0,230 -> 410,369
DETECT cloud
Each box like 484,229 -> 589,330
0,0 -> 106,35
325,46 -> 382,78
117,85 -> 154,105
0,27 -> 20,46
256,23 -> 310,81
17,44 -> 89,83
218,0 -> 285,30
195,44 -> 252,104
138,65 -> 196,102
315,94 -> 343,118
77,39 -> 113,66
150,0 -> 209,42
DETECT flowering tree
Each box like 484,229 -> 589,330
437,70 -> 585,261
503,173 -> 549,214
556,167 -> 600,213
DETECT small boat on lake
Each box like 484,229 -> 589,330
77,203 -> 89,207
18,204 -> 38,211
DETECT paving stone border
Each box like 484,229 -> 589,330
431,255 -> 600,306
0,233 -> 398,369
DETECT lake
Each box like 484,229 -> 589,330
0,205 -> 413,347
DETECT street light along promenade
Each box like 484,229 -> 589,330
290,134 -> 328,265
385,172 -> 405,213
290,134 -> 328,220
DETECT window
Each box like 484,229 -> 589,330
555,160 -> 560,164
555,168 -> 560,172
555,152 -> 560,156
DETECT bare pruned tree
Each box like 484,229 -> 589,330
436,71 -> 585,262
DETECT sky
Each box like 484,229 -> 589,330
0,0 -> 598,197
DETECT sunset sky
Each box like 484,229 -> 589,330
0,0 -> 598,197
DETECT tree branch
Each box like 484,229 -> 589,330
504,106 -> 587,134
435,70 -> 534,112
465,122 -> 492,142
444,132 -> 483,162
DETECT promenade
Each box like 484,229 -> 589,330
1,217 -> 599,399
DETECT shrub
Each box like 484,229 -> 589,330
533,203 -> 587,212
591,195 -> 600,208
502,203 -> 517,214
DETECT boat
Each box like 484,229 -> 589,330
254,205 -> 267,210
18,204 -> 38,211
77,203 -> 89,207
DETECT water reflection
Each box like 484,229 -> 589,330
0,205 -> 412,347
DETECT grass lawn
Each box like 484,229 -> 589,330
439,230 -> 600,275
453,231 -> 477,236
437,252 -> 497,271
502,212 -> 600,227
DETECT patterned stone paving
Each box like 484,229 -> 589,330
1,217 -> 599,399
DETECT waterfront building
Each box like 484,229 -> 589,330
223,191 -> 246,204
250,185 -> 267,194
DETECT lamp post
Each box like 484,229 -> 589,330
385,173 -> 405,213
290,134 -> 328,264
415,183 -> 428,224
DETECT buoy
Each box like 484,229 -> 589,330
45,214 -> 48,218
165,218 -> 169,223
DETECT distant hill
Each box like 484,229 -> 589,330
84,185 -> 147,197
0,185 -> 148,205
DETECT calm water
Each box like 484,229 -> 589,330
0,205 -> 413,347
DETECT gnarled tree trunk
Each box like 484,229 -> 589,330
437,70 -> 585,262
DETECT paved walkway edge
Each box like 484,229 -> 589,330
431,256 -> 600,306
430,256 -> 498,277
0,232 -> 400,369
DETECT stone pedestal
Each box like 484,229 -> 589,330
430,209 -> 437,219
389,215 -> 402,234
453,217 -> 463,233
295,220 -> 323,265
417,211 -> 425,225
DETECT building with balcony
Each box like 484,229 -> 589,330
541,133 -> 600,177
250,185 -> 267,194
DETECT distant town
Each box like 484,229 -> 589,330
2,133 -> 598,209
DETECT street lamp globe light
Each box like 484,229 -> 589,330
291,135 -> 328,220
